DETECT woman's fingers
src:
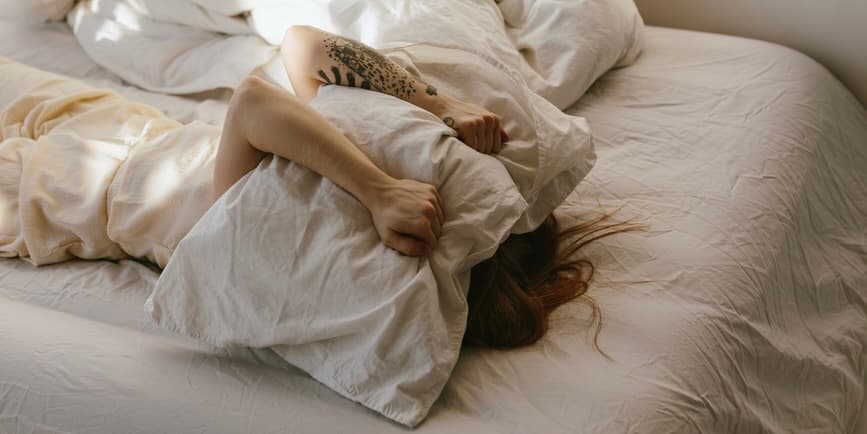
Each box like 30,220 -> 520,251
465,114 -> 501,154
428,187 -> 444,228
435,96 -> 507,153
463,124 -> 478,150
421,200 -> 442,238
395,218 -> 436,250
368,178 -> 445,257
492,118 -> 502,153
484,116 -> 496,154
451,115 -> 506,154
384,230 -> 429,257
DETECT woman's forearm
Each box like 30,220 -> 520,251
281,25 -> 448,116
213,75 -> 443,256
214,76 -> 392,209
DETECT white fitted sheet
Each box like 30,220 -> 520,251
1,22 -> 865,433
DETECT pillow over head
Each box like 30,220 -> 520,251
147,41 -> 594,426
145,0 -> 605,425
147,87 -> 525,427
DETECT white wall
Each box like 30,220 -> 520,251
634,0 -> 867,108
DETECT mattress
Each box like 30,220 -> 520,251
1,19 -> 866,434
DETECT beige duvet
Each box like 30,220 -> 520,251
0,57 -> 217,268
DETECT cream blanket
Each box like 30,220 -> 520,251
0,57 -> 216,268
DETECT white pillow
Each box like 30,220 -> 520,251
147,43 -> 594,426
499,0 -> 646,109
385,45 -> 594,233
147,88 -> 526,427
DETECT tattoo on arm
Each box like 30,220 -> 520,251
321,35 -> 433,101
330,66 -> 342,85
318,70 -> 332,84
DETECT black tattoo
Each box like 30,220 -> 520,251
330,66 -> 342,85
346,72 -> 356,87
317,70 -> 332,84
443,117 -> 455,128
324,36 -> 417,100
425,84 -> 438,96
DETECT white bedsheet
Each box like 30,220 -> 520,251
1,25 -> 865,433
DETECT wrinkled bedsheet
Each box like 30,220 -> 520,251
0,26 -> 865,433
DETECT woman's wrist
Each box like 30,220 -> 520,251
409,83 -> 453,120
354,168 -> 396,211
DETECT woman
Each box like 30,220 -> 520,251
0,26 -> 634,352
218,25 -> 639,351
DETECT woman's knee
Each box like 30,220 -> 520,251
232,75 -> 271,109
225,75 -> 275,137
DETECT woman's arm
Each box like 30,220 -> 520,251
281,25 -> 508,154
213,75 -> 443,257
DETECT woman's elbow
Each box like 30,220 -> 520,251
281,25 -> 322,59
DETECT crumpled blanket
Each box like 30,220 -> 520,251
0,56 -> 217,268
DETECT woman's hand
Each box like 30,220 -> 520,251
433,94 -> 509,154
365,177 -> 444,257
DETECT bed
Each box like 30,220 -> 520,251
1,11 -> 866,434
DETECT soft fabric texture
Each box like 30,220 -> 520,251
66,0 -> 644,109
148,91 -> 523,426
499,0 -> 645,109
67,0 -> 276,94
149,41 -> 594,426
0,57 -> 217,268
1,26 -> 866,434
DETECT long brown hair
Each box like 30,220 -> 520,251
464,210 -> 644,354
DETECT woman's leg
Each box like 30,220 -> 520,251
211,78 -> 268,202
